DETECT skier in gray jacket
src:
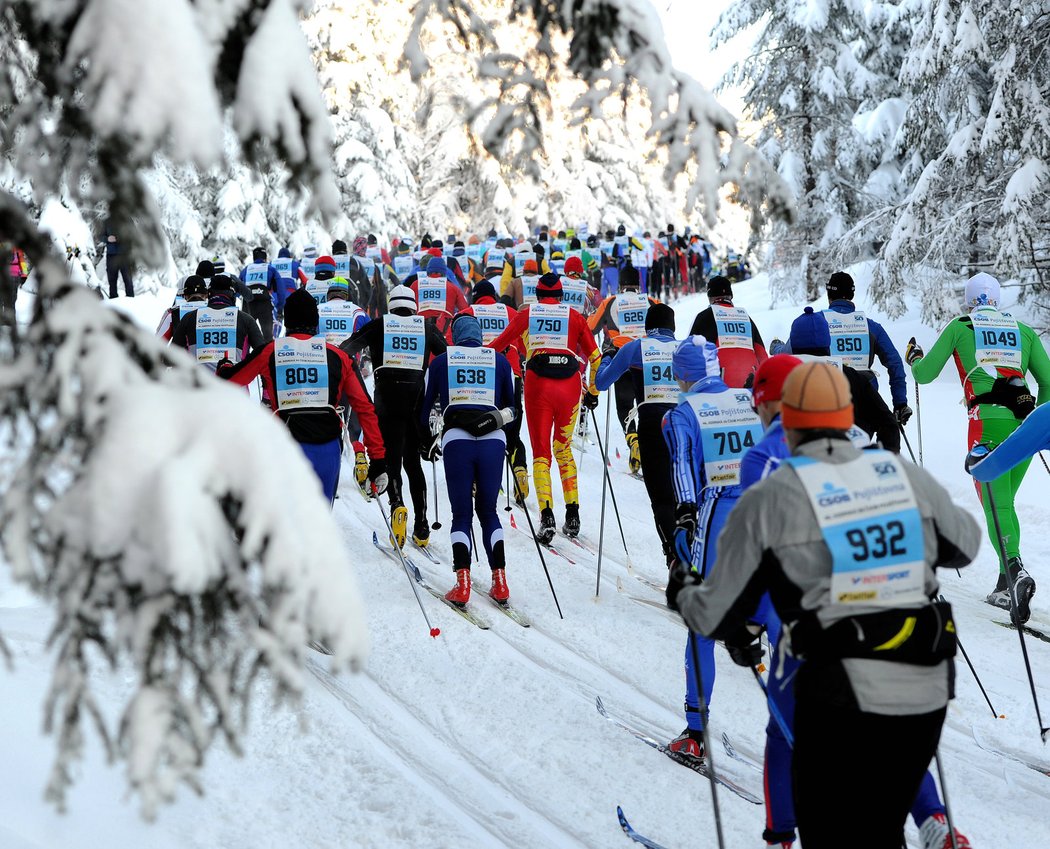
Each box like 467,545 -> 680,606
668,361 -> 981,849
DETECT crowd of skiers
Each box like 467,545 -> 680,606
153,227 -> 1050,849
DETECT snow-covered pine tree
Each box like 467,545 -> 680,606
877,0 -> 1050,320
0,0 -> 365,816
716,0 -> 877,301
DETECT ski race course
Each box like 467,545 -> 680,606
1,264 -> 1049,848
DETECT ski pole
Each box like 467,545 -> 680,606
938,594 -> 1000,719
594,399 -> 612,598
508,457 -> 563,619
374,490 -> 440,638
589,407 -> 632,566
504,459 -> 511,512
934,751 -> 960,849
1040,451 -> 1050,478
898,423 -> 917,465
750,664 -> 794,748
469,525 -> 480,565
914,382 -> 924,466
984,482 -> 1049,740
430,460 -> 442,530
687,634 -> 726,849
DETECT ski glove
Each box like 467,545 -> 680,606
726,638 -> 764,669
673,502 -> 697,567
904,337 -> 923,366
894,403 -> 913,426
421,432 -> 442,462
582,391 -> 600,411
215,355 -> 234,378
601,338 -> 618,360
665,559 -> 700,614
964,443 -> 991,475
368,459 -> 388,495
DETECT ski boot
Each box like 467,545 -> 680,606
445,568 -> 471,607
353,445 -> 369,490
390,504 -> 408,549
537,507 -> 556,545
412,515 -> 431,548
919,813 -> 971,849
562,503 -> 581,538
489,568 -> 509,604
625,431 -> 641,474
984,570 -> 1010,611
1007,556 -> 1035,625
513,464 -> 530,506
667,728 -> 705,763
762,827 -> 797,848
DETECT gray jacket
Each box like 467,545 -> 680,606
677,436 -> 981,715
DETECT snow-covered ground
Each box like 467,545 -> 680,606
2,266 -> 1049,848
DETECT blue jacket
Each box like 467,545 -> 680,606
827,300 -> 908,407
420,339 -> 515,426
970,402 -> 1050,482
595,328 -> 677,390
239,263 -> 287,310
661,374 -> 739,504
739,416 -> 790,490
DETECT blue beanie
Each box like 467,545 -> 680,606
426,256 -> 448,278
789,306 -> 831,354
451,314 -> 483,346
672,335 -> 721,382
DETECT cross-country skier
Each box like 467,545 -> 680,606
908,272 -> 1050,621
687,275 -> 768,388
271,247 -> 301,307
787,306 -> 901,452
459,279 -> 530,501
668,360 -> 980,849
487,272 -> 600,542
216,289 -> 387,504
740,355 -> 971,849
588,265 -> 658,471
660,334 -> 764,762
595,302 -> 680,562
341,285 -> 448,548
238,246 -> 285,341
157,275 -> 208,340
410,255 -> 469,340
419,314 -> 517,605
171,274 -> 264,371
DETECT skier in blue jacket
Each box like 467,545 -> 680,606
420,314 -> 517,606
660,335 -> 763,760
595,302 -> 680,562
238,247 -> 286,341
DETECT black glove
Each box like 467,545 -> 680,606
894,403 -> 913,426
276,309 -> 284,322
666,559 -> 701,613
964,443 -> 991,474
216,355 -> 234,378
368,459 -> 388,495
905,337 -> 923,366
601,338 -> 618,359
726,638 -> 764,668
743,371 -> 755,390
673,502 -> 697,564
582,391 -> 599,411
421,432 -> 442,462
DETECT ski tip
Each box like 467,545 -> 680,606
615,576 -> 625,593
430,627 -> 441,638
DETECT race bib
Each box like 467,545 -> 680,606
612,293 -> 649,340
466,243 -> 483,261
447,346 -> 497,407
688,388 -> 763,487
472,303 -> 510,345
417,282 -> 447,314
382,314 -> 426,370
318,302 -> 362,346
641,338 -> 680,405
548,259 -> 565,275
824,310 -> 870,369
177,302 -> 201,322
561,277 -> 589,312
712,305 -> 754,350
356,256 -> 375,276
514,254 -> 530,276
564,250 -> 582,266
300,257 -> 316,280
788,451 -> 926,607
393,255 -> 414,280
272,257 -> 293,279
521,275 -> 539,305
528,303 -> 571,353
552,240 -> 567,255
195,307 -> 237,365
971,310 -> 1022,371
631,247 -> 648,266
366,245 -> 382,260
600,240 -> 615,257
274,336 -> 330,411
244,262 -> 269,292
614,235 -> 628,251
334,254 -> 351,278
305,279 -> 328,304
